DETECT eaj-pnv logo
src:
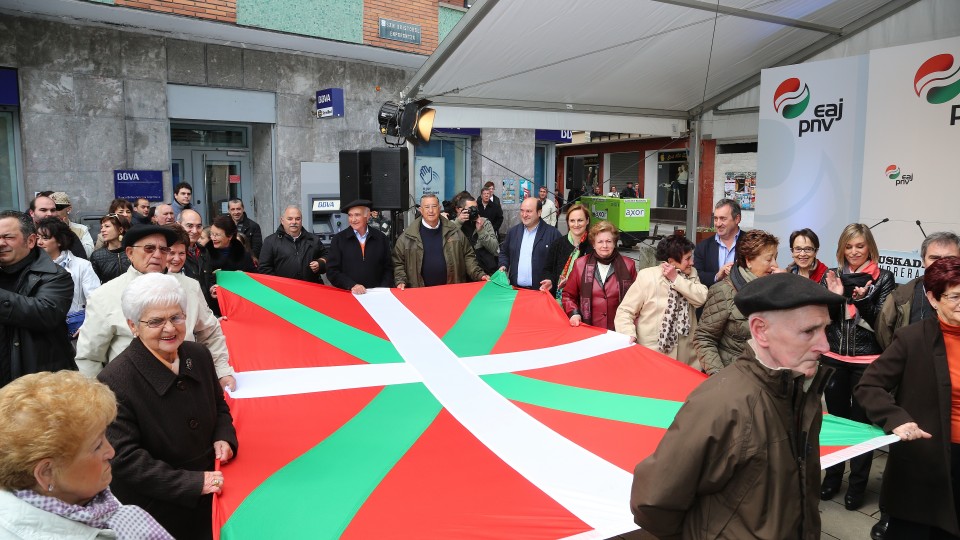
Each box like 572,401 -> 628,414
774,78 -> 810,119
885,164 -> 913,186
914,53 -> 960,125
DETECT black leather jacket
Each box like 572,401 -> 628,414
821,267 -> 896,356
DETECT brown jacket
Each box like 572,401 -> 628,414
874,276 -> 921,349
631,347 -> 832,540
693,270 -> 753,374
392,217 -> 486,288
855,317 -> 960,535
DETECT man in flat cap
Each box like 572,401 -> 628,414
631,272 -> 844,540
325,200 -> 393,294
75,224 -> 236,390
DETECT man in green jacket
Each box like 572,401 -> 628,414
393,194 -> 488,289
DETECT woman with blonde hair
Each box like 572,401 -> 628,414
0,371 -> 171,538
820,223 -> 896,510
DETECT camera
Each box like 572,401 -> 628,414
467,205 -> 479,221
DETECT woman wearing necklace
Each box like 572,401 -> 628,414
561,220 -> 637,330
545,203 -> 592,301
821,223 -> 896,511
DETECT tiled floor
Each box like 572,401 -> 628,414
821,449 -> 886,539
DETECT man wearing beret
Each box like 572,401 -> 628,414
75,225 -> 236,390
325,200 -> 393,294
631,272 -> 843,540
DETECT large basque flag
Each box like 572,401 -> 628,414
213,271 -> 894,539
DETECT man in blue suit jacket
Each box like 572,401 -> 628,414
499,197 -> 562,291
693,198 -> 742,289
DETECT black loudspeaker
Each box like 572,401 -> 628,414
339,150 -> 372,203
371,148 -> 409,211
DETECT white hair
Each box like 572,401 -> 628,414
121,273 -> 188,324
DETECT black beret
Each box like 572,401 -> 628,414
341,199 -> 373,213
734,272 -> 844,317
122,224 -> 179,249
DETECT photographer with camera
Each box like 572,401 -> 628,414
452,192 -> 499,275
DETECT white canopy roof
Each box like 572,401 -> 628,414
404,0 -> 920,132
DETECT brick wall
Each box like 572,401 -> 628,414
115,0 -> 236,23
364,0 -> 439,55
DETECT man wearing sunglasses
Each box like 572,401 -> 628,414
75,224 -> 236,390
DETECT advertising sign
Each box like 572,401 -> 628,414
581,197 -> 650,233
756,55 -> 868,268
315,88 -> 345,118
860,36 -> 960,252
113,170 -> 164,202
879,249 -> 924,285
534,130 -> 573,143
413,156 -> 445,202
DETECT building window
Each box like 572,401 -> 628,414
170,124 -> 248,148
0,109 -> 22,211
413,135 -> 469,203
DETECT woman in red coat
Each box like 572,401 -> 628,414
562,220 -> 637,330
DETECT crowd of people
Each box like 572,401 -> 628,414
1,183 -> 959,539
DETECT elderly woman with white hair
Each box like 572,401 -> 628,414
0,371 -> 172,539
97,273 -> 237,540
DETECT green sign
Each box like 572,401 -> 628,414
580,197 -> 650,233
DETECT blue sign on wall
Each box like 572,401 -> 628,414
0,69 -> 18,106
535,130 -> 573,143
114,170 -> 164,202
315,88 -> 345,118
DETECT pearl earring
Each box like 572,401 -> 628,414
48,484 -> 54,492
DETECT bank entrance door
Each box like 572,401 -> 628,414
170,124 -> 252,224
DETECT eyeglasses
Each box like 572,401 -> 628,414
131,244 -> 171,254
941,293 -> 960,305
139,314 -> 187,328
792,247 -> 817,254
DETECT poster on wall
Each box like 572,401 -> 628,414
755,54 -> 868,268
501,178 -> 518,205
723,172 -> 756,210
519,179 -> 534,200
414,157 -> 445,202
859,35 -> 960,253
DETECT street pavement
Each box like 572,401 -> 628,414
821,448 -> 886,540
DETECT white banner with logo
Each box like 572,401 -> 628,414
860,35 -> 960,253
756,55 -> 868,268
413,157 -> 445,203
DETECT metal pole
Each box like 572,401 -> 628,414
686,116 -> 701,238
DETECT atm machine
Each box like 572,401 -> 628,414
301,162 -> 346,246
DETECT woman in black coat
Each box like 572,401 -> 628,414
205,214 -> 257,316
821,223 -> 896,510
98,273 -> 237,540
544,203 -> 592,300
856,257 -> 960,539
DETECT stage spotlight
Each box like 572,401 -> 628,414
377,100 -> 435,147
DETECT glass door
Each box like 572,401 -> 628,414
191,150 -> 247,222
